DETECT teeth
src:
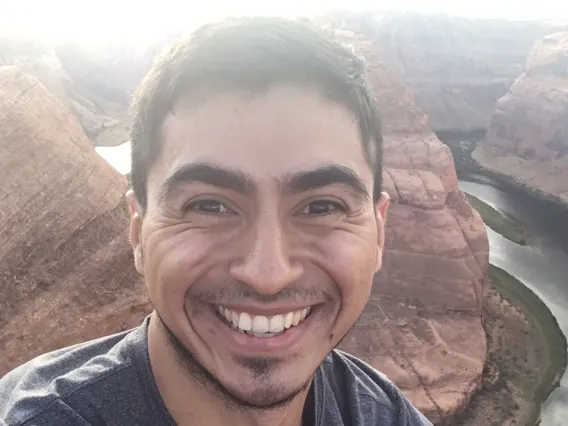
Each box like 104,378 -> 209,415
252,315 -> 270,333
292,311 -> 301,326
284,312 -> 293,329
218,306 -> 313,336
231,311 -> 239,328
269,315 -> 285,333
224,309 -> 232,323
238,312 -> 252,331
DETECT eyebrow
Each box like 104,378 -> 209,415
283,165 -> 370,200
157,162 -> 370,205
158,162 -> 255,205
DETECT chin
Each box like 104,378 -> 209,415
218,363 -> 313,410
161,314 -> 313,409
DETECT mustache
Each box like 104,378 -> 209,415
187,281 -> 340,305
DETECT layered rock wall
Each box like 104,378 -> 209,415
326,12 -> 564,133
337,35 -> 489,423
473,31 -> 568,206
0,67 -> 149,375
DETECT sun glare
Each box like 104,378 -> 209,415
1,0 -> 567,43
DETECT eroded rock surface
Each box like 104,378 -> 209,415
0,67 -> 148,376
473,31 -> 568,206
337,35 -> 489,423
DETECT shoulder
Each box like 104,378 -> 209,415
0,327 -> 140,426
318,350 -> 433,425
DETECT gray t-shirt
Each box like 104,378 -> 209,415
0,318 -> 432,426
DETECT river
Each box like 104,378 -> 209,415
459,176 -> 568,426
95,142 -> 132,176
96,143 -> 568,424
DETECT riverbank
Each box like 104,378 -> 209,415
436,130 -> 568,213
454,174 -> 567,425
457,265 -> 566,426
472,147 -> 568,212
465,193 -> 527,245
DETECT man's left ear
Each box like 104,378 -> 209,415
375,192 -> 390,272
125,189 -> 145,275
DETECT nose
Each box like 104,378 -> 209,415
229,213 -> 303,295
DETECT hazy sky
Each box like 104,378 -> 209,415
2,0 -> 568,43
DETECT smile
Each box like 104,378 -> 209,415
217,306 -> 312,338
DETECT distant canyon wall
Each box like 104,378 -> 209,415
2,13 -> 565,144
0,38 -> 120,140
473,31 -> 568,206
326,12 -> 566,133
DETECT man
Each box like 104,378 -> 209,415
0,17 -> 433,426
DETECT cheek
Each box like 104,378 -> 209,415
316,231 -> 378,307
143,228 -> 227,306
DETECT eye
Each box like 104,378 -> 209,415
297,200 -> 346,216
184,199 -> 234,215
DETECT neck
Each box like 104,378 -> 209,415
147,312 -> 310,426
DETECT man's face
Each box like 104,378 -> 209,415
129,85 -> 388,408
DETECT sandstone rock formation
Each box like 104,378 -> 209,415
473,31 -> 568,207
0,37 -> 120,141
336,34 -> 489,423
326,12 -> 564,133
0,67 -> 148,376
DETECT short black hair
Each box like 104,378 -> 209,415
130,17 -> 383,210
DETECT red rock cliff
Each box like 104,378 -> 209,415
0,67 -> 149,375
473,31 -> 568,206
336,34 -> 489,423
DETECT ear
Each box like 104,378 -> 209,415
126,189 -> 145,275
374,191 -> 390,273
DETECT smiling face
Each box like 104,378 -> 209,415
129,85 -> 388,409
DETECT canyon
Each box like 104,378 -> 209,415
2,12 -> 568,425
472,31 -> 568,208
3,13 -> 564,145
324,11 -> 564,133
0,28 -> 490,424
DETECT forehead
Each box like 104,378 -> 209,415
148,85 -> 372,191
